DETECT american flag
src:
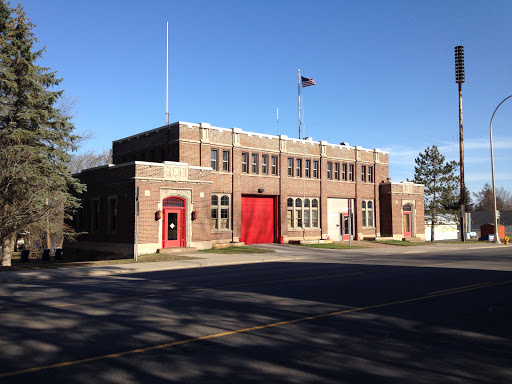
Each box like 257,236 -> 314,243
301,76 -> 316,87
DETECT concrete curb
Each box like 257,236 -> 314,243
0,256 -> 306,284
0,242 -> 507,284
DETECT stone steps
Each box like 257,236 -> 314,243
157,247 -> 197,254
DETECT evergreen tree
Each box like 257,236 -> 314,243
411,145 -> 459,241
0,1 -> 84,266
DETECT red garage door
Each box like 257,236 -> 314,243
241,196 -> 276,245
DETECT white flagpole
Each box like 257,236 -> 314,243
298,69 -> 301,139
166,21 -> 169,125
276,106 -> 279,135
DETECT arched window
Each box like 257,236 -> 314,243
163,197 -> 185,208
287,197 -> 319,228
403,204 -> 412,212
362,199 -> 374,227
211,194 -> 231,230
294,199 -> 302,227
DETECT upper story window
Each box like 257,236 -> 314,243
349,164 -> 355,181
211,149 -> 218,171
368,166 -> 374,183
271,156 -> 278,175
313,160 -> 319,178
296,159 -> 302,177
334,163 -> 340,180
262,155 -> 269,174
288,158 -> 293,177
327,162 -> 333,179
252,154 -> 259,174
222,150 -> 230,172
305,159 -> 311,178
361,165 -> 367,182
342,163 -> 347,181
242,153 -> 249,173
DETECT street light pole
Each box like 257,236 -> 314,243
489,94 -> 512,244
455,46 -> 466,241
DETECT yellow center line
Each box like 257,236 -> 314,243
1,278 -> 511,379
427,281 -> 493,295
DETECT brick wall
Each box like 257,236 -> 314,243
72,121 -> 424,253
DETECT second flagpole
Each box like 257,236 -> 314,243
298,69 -> 301,139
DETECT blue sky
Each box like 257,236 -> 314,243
21,0 -> 512,195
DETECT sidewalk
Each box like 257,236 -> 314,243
0,248 -> 306,283
0,242 -> 505,283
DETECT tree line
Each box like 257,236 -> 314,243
411,145 -> 512,241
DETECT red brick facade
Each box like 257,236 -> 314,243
68,121 -> 424,256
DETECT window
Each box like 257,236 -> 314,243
287,197 -> 319,228
327,162 -> 333,179
342,163 -> 347,181
362,200 -> 374,227
361,165 -> 366,182
313,160 -> 319,178
271,156 -> 278,175
211,194 -> 231,229
304,198 -> 310,227
288,158 -> 293,176
305,160 -> 311,178
287,198 -> 294,227
262,155 -> 269,174
349,164 -> 354,181
334,163 -> 340,180
242,153 -> 249,173
220,195 -> 230,229
296,159 -> 302,177
211,149 -> 218,170
211,195 -> 218,229
222,150 -> 230,172
252,154 -> 259,174
368,166 -> 374,183
312,199 -> 319,227
294,198 -> 302,227
75,205 -> 85,232
108,197 -> 118,233
91,199 -> 100,233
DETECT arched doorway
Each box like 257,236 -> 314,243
403,204 -> 412,237
162,197 -> 186,247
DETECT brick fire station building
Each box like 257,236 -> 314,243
69,121 -> 425,257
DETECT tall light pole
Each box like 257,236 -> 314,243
489,94 -> 512,244
455,46 -> 466,241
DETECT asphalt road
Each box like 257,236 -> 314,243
1,245 -> 511,383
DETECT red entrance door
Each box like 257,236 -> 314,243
341,213 -> 351,240
162,197 -> 186,248
403,212 -> 411,237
